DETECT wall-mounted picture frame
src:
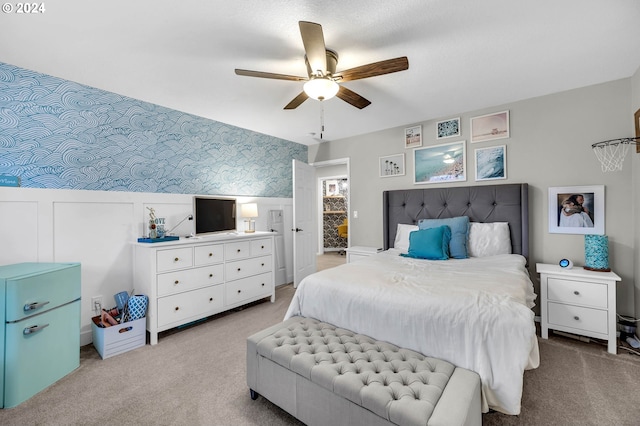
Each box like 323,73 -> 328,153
379,153 -> 405,177
436,117 -> 461,139
475,145 -> 506,181
325,179 -> 340,196
548,185 -> 605,235
405,125 -> 422,148
414,140 -> 466,184
470,110 -> 509,143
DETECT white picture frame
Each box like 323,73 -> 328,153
413,140 -> 466,184
379,153 -> 405,177
436,117 -> 461,139
548,185 -> 605,235
475,145 -> 506,181
405,125 -> 422,148
470,110 -> 510,143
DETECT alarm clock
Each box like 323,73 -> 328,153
559,258 -> 573,269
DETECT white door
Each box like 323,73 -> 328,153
293,159 -> 317,287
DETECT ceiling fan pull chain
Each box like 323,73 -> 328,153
320,102 -> 325,140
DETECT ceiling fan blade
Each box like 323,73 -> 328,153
284,92 -> 309,110
335,56 -> 409,82
336,86 -> 371,109
299,21 -> 327,76
235,69 -> 307,82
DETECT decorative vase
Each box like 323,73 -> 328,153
584,234 -> 610,272
127,294 -> 148,321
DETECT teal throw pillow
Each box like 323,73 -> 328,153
418,216 -> 470,259
401,225 -> 451,260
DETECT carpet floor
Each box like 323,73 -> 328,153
1,282 -> 639,425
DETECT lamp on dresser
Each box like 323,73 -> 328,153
240,203 -> 258,233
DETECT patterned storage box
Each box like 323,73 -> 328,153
91,316 -> 146,359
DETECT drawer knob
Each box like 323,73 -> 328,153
209,253 -> 213,257
261,263 -> 265,267
209,274 -> 213,278
261,283 -> 265,287
573,316 -> 580,321
261,245 -> 264,249
175,307 -> 180,311
237,268 -> 241,272
574,291 -> 580,295
174,257 -> 179,262
237,249 -> 241,253
209,297 -> 213,302
174,280 -> 179,285
237,290 -> 241,294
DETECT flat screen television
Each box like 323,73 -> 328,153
193,196 -> 236,236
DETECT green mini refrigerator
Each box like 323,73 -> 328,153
0,262 -> 81,408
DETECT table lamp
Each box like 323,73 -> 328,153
241,203 -> 258,233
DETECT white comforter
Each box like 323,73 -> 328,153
284,250 -> 540,415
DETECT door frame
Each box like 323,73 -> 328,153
310,158 -> 350,255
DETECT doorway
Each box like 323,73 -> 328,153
311,159 -> 350,255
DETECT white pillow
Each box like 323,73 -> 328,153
467,222 -> 512,257
394,223 -> 419,252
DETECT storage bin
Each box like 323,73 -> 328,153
91,316 -> 146,359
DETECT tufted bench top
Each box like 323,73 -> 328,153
254,317 -> 467,426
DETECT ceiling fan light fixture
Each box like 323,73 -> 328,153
303,77 -> 339,101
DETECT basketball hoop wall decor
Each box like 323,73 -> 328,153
591,137 -> 639,172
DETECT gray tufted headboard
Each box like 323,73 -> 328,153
383,183 -> 529,260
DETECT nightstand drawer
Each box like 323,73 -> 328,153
547,277 -> 607,308
548,302 -> 608,334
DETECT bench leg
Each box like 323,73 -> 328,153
250,389 -> 259,400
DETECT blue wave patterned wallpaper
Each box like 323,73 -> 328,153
0,62 -> 307,197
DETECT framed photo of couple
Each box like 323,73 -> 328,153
548,185 -> 604,235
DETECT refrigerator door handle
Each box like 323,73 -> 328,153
23,323 -> 50,335
23,301 -> 50,312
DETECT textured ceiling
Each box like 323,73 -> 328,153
1,0 -> 640,145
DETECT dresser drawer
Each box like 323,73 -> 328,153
547,277 -> 607,309
548,302 -> 608,334
225,255 -> 272,281
250,238 -> 272,256
157,247 -> 193,272
194,244 -> 224,266
157,285 -> 224,328
157,264 -> 224,297
226,272 -> 273,306
225,241 -> 251,261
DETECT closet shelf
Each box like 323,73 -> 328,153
323,211 -> 346,214
323,195 -> 345,199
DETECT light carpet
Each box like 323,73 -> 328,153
1,283 -> 639,425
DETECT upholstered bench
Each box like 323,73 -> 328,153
247,316 -> 481,426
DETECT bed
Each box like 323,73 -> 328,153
284,183 -> 540,415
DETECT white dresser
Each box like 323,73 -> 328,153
537,263 -> 621,354
134,232 -> 275,345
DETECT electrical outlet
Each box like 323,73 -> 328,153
91,296 -> 103,314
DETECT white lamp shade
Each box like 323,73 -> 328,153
240,203 -> 258,218
303,78 -> 339,101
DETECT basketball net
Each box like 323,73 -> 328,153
592,138 -> 639,172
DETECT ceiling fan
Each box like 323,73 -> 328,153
235,21 -> 409,110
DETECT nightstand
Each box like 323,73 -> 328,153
537,263 -> 621,354
346,246 -> 381,263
